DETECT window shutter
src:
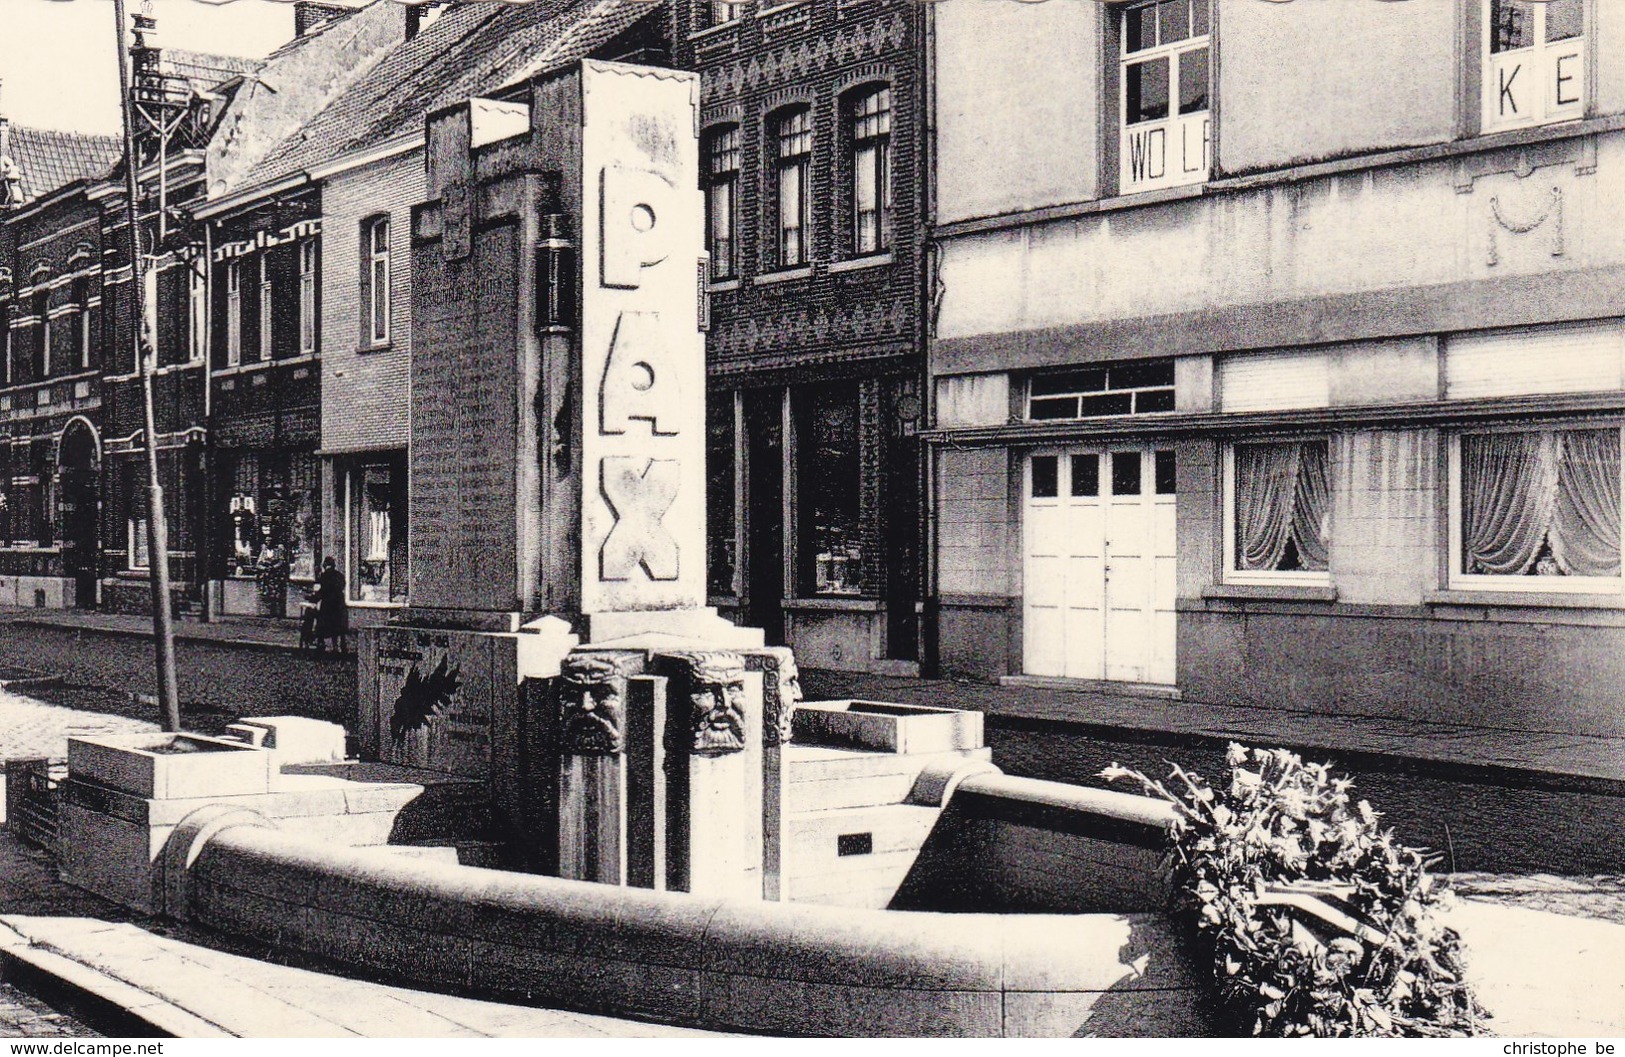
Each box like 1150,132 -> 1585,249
1445,321 -> 1625,399
1218,349 -> 1330,412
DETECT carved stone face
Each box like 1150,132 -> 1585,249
691,678 -> 746,755
563,680 -> 624,755
774,653 -> 802,745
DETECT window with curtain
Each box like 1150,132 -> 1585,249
846,85 -> 892,256
706,394 -> 738,596
703,125 -> 739,280
1457,428 -> 1620,583
1229,439 -> 1331,578
773,107 -> 812,269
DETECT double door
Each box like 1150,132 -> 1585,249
1023,445 -> 1176,685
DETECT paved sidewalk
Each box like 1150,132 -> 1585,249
803,669 -> 1625,788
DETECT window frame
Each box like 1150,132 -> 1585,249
2,301 -> 11,385
1446,425 -> 1624,595
34,292 -> 51,379
225,260 -> 242,367
845,84 -> 893,258
128,512 -> 150,571
363,216 -> 392,347
695,0 -> 739,31
257,252 -> 273,362
299,238 -> 318,355
1117,0 -> 1212,196
188,262 -> 207,363
74,280 -> 92,371
703,125 -> 741,281
1481,0 -> 1586,134
772,107 -> 813,271
1222,438 -> 1334,588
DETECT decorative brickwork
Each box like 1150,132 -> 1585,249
674,0 -> 926,667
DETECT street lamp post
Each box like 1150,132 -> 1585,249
112,0 -> 182,733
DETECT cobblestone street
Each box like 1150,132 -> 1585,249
0,615 -> 353,737
0,983 -> 99,1038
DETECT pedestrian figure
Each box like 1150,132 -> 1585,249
311,556 -> 349,654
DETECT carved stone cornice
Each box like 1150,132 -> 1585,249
745,646 -> 801,746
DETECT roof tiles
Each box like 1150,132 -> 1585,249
1,125 -> 122,205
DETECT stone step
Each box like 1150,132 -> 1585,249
782,744 -> 991,813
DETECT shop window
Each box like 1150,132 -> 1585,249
706,395 -> 738,596
1120,0 -> 1210,194
226,261 -> 242,366
845,84 -> 892,257
1452,428 -> 1620,588
1029,359 -> 1175,419
348,460 -> 407,603
1226,439 -> 1331,582
703,125 -> 740,280
362,216 -> 391,346
797,384 -> 864,596
772,107 -> 813,269
299,239 -> 318,355
1483,0 -> 1584,133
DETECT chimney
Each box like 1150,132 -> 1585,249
407,2 -> 451,41
294,2 -> 351,37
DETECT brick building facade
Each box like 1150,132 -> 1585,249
0,125 -> 119,609
673,0 -> 928,673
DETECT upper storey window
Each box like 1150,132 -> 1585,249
846,85 -> 893,257
696,0 -> 738,31
1120,0 -> 1210,195
774,107 -> 813,269
1483,0 -> 1584,133
704,125 -> 740,280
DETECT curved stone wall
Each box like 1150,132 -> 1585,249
175,816 -> 1209,1037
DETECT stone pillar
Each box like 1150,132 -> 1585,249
555,651 -> 640,883
658,651 -> 760,899
744,646 -> 800,900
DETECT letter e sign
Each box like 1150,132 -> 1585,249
601,165 -> 674,289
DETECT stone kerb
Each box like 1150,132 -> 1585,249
176,822 -> 1210,1037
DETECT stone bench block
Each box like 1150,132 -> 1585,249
68,733 -> 272,800
794,700 -> 985,754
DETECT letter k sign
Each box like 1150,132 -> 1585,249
1500,62 -> 1522,116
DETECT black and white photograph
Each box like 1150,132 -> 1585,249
0,0 -> 1621,1041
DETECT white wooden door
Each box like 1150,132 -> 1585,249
1023,446 -> 1177,684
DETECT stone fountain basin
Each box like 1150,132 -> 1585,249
794,699 -> 983,755
67,732 -> 273,800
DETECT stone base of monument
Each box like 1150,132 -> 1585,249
57,724 -> 494,914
